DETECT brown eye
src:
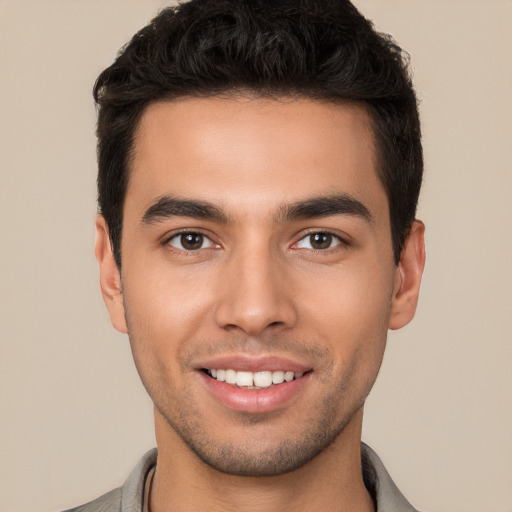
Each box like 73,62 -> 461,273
310,233 -> 332,249
168,232 -> 213,251
181,233 -> 203,250
296,232 -> 341,250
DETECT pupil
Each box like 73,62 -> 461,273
181,233 -> 203,250
311,233 -> 332,249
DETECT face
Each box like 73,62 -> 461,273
97,97 -> 424,476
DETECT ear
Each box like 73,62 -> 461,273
388,220 -> 426,330
95,215 -> 128,334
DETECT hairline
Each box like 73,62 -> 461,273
110,90 -> 393,267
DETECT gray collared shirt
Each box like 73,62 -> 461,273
63,443 -> 420,512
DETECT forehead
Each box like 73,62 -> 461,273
128,96 -> 386,220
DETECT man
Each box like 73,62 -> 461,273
70,0 -> 425,510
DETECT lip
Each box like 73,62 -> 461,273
194,354 -> 313,414
199,370 -> 312,413
194,354 -> 311,373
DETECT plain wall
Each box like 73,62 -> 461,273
0,1 -> 511,511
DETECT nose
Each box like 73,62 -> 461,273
214,244 -> 298,336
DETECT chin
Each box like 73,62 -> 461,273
161,403 -> 357,477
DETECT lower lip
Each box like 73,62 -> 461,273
199,371 -> 311,414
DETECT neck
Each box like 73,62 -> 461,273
150,408 -> 374,512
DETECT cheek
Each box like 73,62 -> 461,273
121,278 -> 198,409
123,259 -> 215,334
299,262 -> 393,367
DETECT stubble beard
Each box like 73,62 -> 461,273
125,306 -> 387,477
151,366 -> 374,477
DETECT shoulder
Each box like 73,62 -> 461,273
60,448 -> 157,512
61,487 -> 121,512
361,443 -> 421,512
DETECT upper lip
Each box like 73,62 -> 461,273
193,354 -> 312,373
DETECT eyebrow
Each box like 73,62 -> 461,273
278,194 -> 372,223
142,196 -> 228,224
141,193 -> 372,226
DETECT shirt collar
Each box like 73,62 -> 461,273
121,444 -> 419,512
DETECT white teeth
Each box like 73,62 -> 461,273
254,371 -> 273,388
236,371 -> 254,387
225,369 -> 237,384
272,371 -> 285,384
208,368 -> 305,388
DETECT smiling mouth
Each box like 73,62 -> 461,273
203,369 -> 309,389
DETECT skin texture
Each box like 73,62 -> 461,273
95,97 -> 425,512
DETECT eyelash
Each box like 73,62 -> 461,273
292,230 -> 349,253
163,229 -> 349,254
164,230 -> 219,252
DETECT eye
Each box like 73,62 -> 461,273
167,232 -> 216,251
295,232 -> 342,250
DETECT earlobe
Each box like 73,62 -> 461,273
95,215 -> 128,334
388,220 -> 426,330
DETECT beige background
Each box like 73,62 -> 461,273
1,1 -> 511,511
